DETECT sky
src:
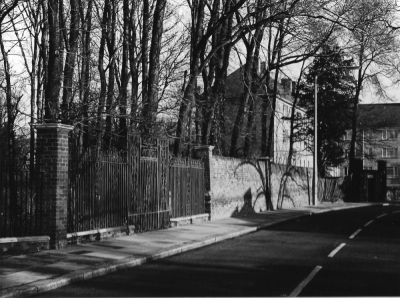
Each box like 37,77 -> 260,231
285,64 -> 400,105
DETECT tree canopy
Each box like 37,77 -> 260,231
297,44 -> 356,177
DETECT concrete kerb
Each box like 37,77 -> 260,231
0,203 -> 385,298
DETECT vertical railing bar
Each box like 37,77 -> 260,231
77,156 -> 80,232
86,155 -> 89,231
108,156 -> 112,228
81,158 -> 85,231
7,164 -> 10,236
78,156 -> 81,232
24,171 -> 28,235
90,152 -> 93,230
107,155 -> 109,229
18,171 -> 21,236
89,155 -> 93,230
78,154 -> 81,232
0,162 -> 3,237
124,159 -> 127,226
39,171 -> 43,235
105,155 -> 108,229
88,154 -> 91,231
75,158 -> 78,232
0,162 -> 3,236
81,157 -> 84,231
28,171 -> 31,235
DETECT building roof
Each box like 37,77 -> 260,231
225,67 -> 295,103
358,103 -> 400,128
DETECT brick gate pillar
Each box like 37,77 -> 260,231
34,123 -> 73,249
194,146 -> 214,215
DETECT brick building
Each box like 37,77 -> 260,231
222,66 -> 313,167
342,103 -> 400,189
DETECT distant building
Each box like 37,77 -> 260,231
223,66 -> 312,167
342,103 -> 400,188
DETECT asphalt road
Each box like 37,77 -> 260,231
36,205 -> 400,297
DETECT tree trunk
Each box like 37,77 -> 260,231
97,0 -> 109,150
348,64 -> 363,175
44,0 -> 61,122
61,0 -> 80,123
39,0 -> 49,122
81,0 -> 93,149
244,25 -> 265,157
104,0 -> 116,150
141,0 -> 150,133
174,0 -> 206,156
0,27 -> 17,215
118,0 -> 130,148
142,0 -> 167,135
174,75 -> 198,156
129,2 -> 139,131
265,67 -> 280,158
230,50 -> 253,156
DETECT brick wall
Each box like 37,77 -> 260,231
270,163 -> 312,209
205,151 -> 313,220
209,156 -> 268,220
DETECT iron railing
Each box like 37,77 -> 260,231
169,158 -> 205,218
68,149 -> 130,233
0,161 -> 44,238
68,133 -> 205,234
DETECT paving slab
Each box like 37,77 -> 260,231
0,202 -> 386,298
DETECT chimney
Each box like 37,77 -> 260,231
260,61 -> 266,74
292,81 -> 297,94
281,78 -> 292,95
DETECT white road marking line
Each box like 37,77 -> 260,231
289,266 -> 322,297
383,203 -> 389,206
328,243 -> 346,258
393,210 -> 400,214
349,229 -> 362,239
377,213 -> 387,219
364,220 -> 374,227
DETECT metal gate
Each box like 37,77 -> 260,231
126,136 -> 170,232
169,158 -> 205,218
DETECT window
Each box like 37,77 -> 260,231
387,167 -> 398,177
283,129 -> 289,144
366,130 -> 373,139
344,167 -> 349,176
364,167 -> 372,170
382,147 -> 398,158
344,130 -> 352,140
382,130 -> 397,140
365,147 -> 372,156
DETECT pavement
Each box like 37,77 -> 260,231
0,202 -> 388,298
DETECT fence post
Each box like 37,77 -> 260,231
377,160 -> 387,201
34,123 -> 73,249
350,158 -> 364,202
194,146 -> 214,216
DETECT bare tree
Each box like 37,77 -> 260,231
345,0 -> 400,175
44,0 -> 62,122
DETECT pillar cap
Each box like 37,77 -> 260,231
257,156 -> 270,161
194,145 -> 215,151
33,123 -> 74,131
